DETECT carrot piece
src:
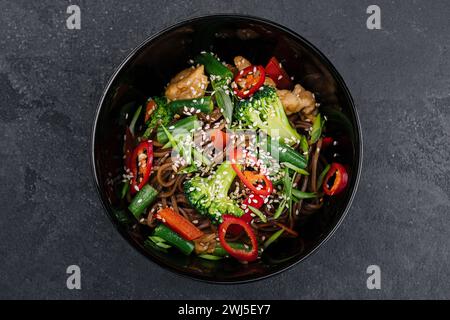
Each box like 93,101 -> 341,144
156,207 -> 204,241
210,129 -> 228,150
144,99 -> 157,123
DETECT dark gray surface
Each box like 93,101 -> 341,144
0,0 -> 449,299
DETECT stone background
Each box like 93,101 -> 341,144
0,0 -> 449,299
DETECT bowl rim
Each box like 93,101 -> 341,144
90,13 -> 363,284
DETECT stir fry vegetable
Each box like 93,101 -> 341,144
119,52 -> 350,263
234,86 -> 301,145
184,162 -> 244,223
129,140 -> 153,194
322,162 -> 348,196
219,215 -> 258,262
265,56 -> 292,89
233,65 -> 265,98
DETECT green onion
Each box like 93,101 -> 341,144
213,243 -> 247,256
310,113 -> 324,144
247,205 -> 267,223
129,105 -> 142,136
300,135 -> 309,155
120,182 -> 130,199
153,224 -> 194,255
177,164 -> 198,174
156,115 -> 201,144
128,184 -> 158,219
213,86 -> 233,125
198,254 -> 223,261
281,162 -> 310,176
161,124 -> 178,149
144,238 -> 169,253
194,52 -> 234,79
155,242 -> 172,249
193,148 -> 212,166
292,190 -> 317,201
317,164 -> 331,188
264,229 -> 285,249
167,97 -> 214,114
288,172 -> 296,214
273,199 -> 287,219
149,236 -> 167,243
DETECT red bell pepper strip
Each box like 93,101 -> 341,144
232,65 -> 265,99
209,129 -> 229,150
156,207 -> 204,241
264,57 -> 292,90
130,140 -> 153,194
219,215 -> 258,261
322,162 -> 348,196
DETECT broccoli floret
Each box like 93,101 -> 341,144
234,86 -> 301,145
142,97 -> 173,139
184,162 -> 244,223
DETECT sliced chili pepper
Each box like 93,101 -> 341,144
232,164 -> 273,197
130,140 -> 153,194
229,147 -> 272,197
228,194 -> 265,236
264,56 -> 292,89
321,137 -> 334,149
156,207 -> 203,241
219,215 -> 258,262
233,65 -> 265,99
322,162 -> 348,196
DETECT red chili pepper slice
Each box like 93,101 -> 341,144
130,140 -> 153,194
322,162 -> 348,196
219,215 -> 258,262
232,164 -> 273,197
321,137 -> 334,149
233,65 -> 265,98
229,147 -> 273,197
264,57 -> 292,90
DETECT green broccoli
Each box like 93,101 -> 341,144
142,97 -> 172,139
184,162 -> 244,223
234,86 -> 301,145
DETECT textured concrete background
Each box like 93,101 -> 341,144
0,0 -> 449,299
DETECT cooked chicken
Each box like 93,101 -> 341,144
165,65 -> 208,101
277,84 -> 316,119
234,56 -> 251,71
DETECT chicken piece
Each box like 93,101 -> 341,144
277,84 -> 316,118
293,84 -> 316,117
193,233 -> 217,254
234,56 -> 251,71
165,65 -> 208,101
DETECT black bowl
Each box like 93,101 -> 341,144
91,15 -> 362,283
